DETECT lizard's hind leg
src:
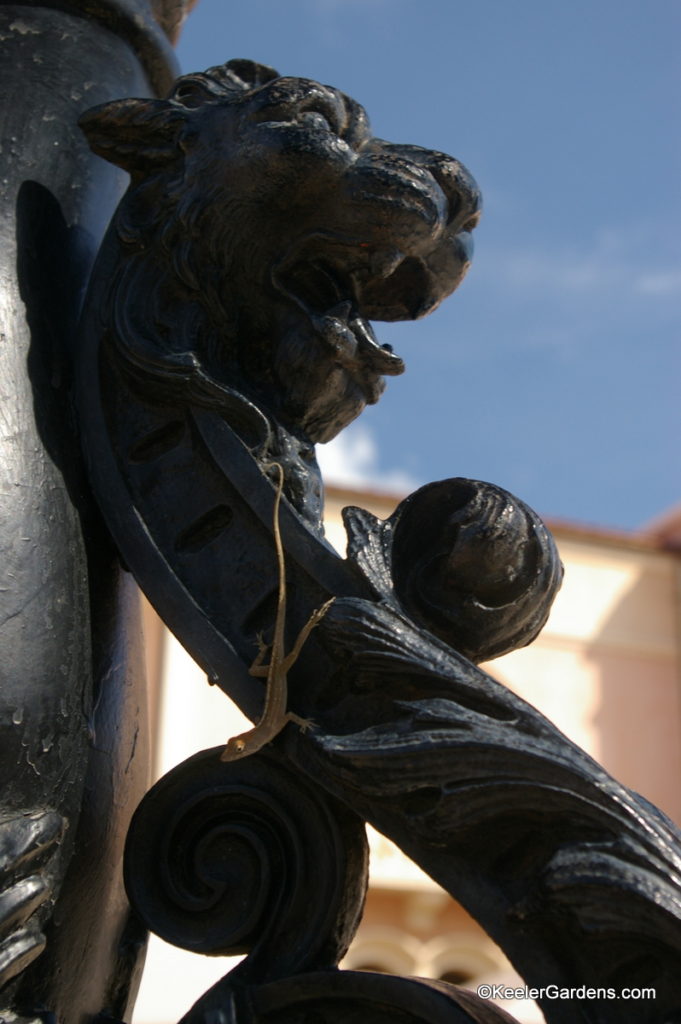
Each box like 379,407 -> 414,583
282,598 -> 335,673
249,631 -> 272,678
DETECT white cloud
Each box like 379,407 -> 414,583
634,269 -> 681,295
317,423 -> 417,494
485,226 -> 681,301
493,242 -> 620,295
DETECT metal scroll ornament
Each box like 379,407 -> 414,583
75,60 -> 681,1023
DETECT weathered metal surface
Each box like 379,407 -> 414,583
3,29 -> 680,1023
72,58 -> 681,1024
0,3 -> 185,1020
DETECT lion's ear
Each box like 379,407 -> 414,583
206,59 -> 280,92
79,98 -> 186,174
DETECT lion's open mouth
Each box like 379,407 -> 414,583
274,245 -> 406,404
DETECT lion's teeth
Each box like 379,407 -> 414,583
350,316 -> 405,375
369,248 -> 403,278
313,313 -> 358,359
326,300 -> 353,320
349,315 -> 378,347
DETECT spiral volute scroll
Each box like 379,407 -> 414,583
389,478 -> 563,661
342,478 -> 563,666
123,746 -> 368,984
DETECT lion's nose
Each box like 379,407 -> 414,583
414,148 -> 481,234
368,141 -> 482,236
433,155 -> 482,234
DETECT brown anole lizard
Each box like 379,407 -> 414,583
220,463 -> 334,761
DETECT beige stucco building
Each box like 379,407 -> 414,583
133,485 -> 681,1024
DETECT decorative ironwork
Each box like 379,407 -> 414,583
123,747 -> 368,976
0,3 -> 186,1019
69,57 -> 681,1024
2,26 -> 680,1023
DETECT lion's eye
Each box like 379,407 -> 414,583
173,80 -> 211,109
301,99 -> 343,136
299,111 -> 333,133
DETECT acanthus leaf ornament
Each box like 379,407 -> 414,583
74,59 -> 681,1024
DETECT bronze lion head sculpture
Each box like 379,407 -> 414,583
80,58 -> 480,445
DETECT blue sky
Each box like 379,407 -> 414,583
176,0 -> 680,530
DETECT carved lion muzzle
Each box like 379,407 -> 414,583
80,58 -> 481,442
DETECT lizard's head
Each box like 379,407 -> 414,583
220,737 -> 248,762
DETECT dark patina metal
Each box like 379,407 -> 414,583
2,28 -> 681,1024
0,3 -> 193,1021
